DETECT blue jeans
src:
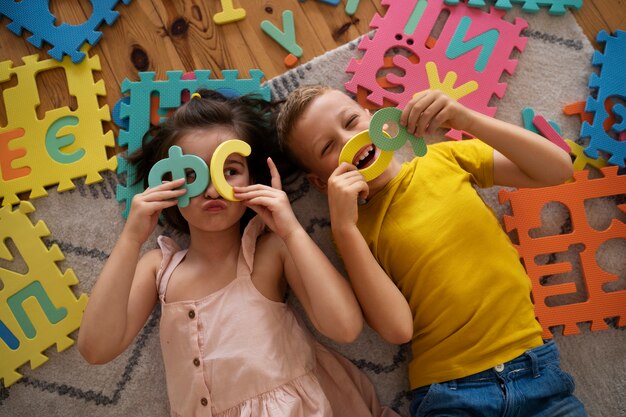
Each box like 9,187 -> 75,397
409,340 -> 587,417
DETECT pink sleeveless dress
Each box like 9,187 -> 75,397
156,216 -> 398,417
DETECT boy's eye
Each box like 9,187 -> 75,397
346,114 -> 358,127
321,141 -> 333,156
184,168 -> 196,183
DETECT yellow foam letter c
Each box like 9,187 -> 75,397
338,130 -> 393,182
210,139 -> 251,201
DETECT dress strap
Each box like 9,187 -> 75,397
156,235 -> 187,301
237,215 -> 266,277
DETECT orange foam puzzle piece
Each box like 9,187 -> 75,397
499,166 -> 626,339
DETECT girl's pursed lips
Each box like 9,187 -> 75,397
201,200 -> 228,211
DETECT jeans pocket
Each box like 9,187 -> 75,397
546,363 -> 576,394
410,383 -> 443,417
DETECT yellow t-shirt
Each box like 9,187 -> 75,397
357,139 -> 543,389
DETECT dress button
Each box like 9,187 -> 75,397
193,358 -> 200,367
494,363 -> 505,372
201,398 -> 208,406
188,310 -> 195,319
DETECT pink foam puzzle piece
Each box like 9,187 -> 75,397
345,0 -> 527,140
533,114 -> 571,153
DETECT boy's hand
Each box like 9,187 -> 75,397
327,163 -> 369,229
234,158 -> 301,240
400,89 -> 472,136
123,178 -> 186,245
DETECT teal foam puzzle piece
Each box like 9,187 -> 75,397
115,69 -> 270,218
443,0 -> 582,15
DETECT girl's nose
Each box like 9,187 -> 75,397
203,181 -> 220,199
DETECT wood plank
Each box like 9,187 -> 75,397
0,0 -> 624,128
572,0 -> 626,48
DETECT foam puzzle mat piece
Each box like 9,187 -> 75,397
443,0 -> 582,15
0,47 -> 117,207
115,69 -> 270,218
346,0 -> 527,140
581,30 -> 626,167
0,201 -> 88,387
498,166 -> 626,339
0,0 -> 131,63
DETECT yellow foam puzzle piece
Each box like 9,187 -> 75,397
0,46 -> 117,206
0,202 -> 88,387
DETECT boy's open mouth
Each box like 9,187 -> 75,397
353,144 -> 378,169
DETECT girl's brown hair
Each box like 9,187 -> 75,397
127,89 -> 279,234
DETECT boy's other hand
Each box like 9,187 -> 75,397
328,163 -> 369,228
400,89 -> 472,136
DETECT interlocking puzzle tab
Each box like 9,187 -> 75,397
0,48 -> 117,207
499,166 -> 626,339
115,69 -> 270,218
0,202 -> 88,387
581,30 -> 626,167
443,0 -> 582,15
0,0 -> 132,63
345,0 -> 527,140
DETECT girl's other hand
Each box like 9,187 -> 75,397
233,158 -> 301,240
122,178 -> 187,245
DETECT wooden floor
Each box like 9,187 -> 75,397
0,0 -> 624,139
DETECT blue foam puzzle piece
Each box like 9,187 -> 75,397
0,0 -> 131,63
581,30 -> 626,167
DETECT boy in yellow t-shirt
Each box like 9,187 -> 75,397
276,86 -> 587,416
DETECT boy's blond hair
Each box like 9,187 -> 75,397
276,85 -> 332,171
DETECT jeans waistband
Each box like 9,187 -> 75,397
451,340 -> 559,384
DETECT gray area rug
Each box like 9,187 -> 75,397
1,7 -> 625,417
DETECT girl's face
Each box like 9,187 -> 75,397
176,126 -> 251,233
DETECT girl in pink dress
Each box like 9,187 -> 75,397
78,90 -> 397,417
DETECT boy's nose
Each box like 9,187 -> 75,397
340,132 -> 355,147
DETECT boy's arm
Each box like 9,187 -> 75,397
328,164 -> 413,345
464,110 -> 573,188
401,90 -> 573,188
235,158 -> 363,344
280,229 -> 364,344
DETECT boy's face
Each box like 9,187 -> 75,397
289,90 -> 377,191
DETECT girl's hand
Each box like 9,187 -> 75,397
233,158 -> 301,240
122,178 -> 187,245
327,162 -> 368,230
400,89 -> 472,136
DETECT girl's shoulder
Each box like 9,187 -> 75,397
138,248 -> 165,272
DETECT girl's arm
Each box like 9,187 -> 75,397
234,159 -> 363,343
327,163 -> 414,345
401,89 -> 573,188
77,179 -> 187,363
